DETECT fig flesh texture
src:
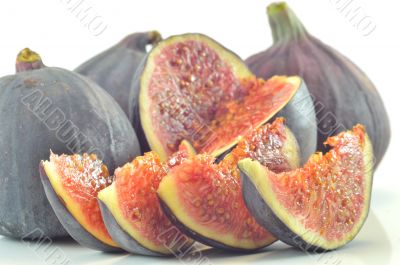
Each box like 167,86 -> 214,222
40,153 -> 120,252
0,48 -> 140,239
97,142 -> 195,256
158,118 -> 300,251
76,31 -> 162,116
132,33 -> 310,161
245,2 -> 390,167
239,125 -> 373,251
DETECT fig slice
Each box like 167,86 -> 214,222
97,142 -> 195,256
239,125 -> 374,251
137,33 -> 306,161
157,118 -> 300,251
39,153 -> 120,252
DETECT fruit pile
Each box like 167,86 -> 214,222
0,2 -> 389,256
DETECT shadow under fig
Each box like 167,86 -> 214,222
0,211 -> 391,265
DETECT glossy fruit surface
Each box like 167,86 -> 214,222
40,153 -> 120,252
158,118 -> 299,251
132,33 -> 310,161
240,125 -> 373,251
98,142 -> 195,256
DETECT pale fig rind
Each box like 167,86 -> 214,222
159,199 -> 270,252
240,166 -> 323,252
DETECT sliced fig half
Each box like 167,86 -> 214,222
137,33 -> 306,161
97,143 -> 195,256
239,125 -> 373,251
157,118 -> 300,251
39,153 -> 120,252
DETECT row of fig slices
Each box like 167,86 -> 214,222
39,118 -> 294,254
39,117 -> 373,255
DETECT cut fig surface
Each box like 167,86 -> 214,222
40,153 -> 119,252
98,144 -> 195,256
139,33 -> 303,160
239,125 -> 373,251
158,118 -> 300,251
220,117 -> 300,176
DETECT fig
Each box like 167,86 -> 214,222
130,33 -> 315,161
157,118 -> 300,251
0,48 -> 140,239
76,31 -> 162,116
40,153 -> 120,252
97,142 -> 195,256
239,125 -> 373,251
246,2 -> 390,167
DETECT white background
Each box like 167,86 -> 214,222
0,0 -> 399,264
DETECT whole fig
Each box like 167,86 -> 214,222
246,2 -> 390,167
76,31 -> 162,116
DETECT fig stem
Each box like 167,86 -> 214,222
16,48 -> 46,73
267,2 -> 308,43
121,31 -> 162,51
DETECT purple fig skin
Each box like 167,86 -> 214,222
76,31 -> 161,117
0,48 -> 140,239
271,81 -> 316,165
128,57 -> 151,152
245,2 -> 390,167
98,198 -> 179,256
